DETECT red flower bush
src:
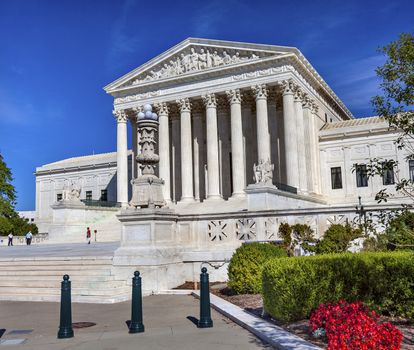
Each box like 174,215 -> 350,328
309,301 -> 403,350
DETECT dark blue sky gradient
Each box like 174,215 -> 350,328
0,0 -> 413,210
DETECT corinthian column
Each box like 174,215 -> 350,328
252,84 -> 271,163
113,109 -> 128,206
192,101 -> 204,201
202,93 -> 221,200
176,98 -> 194,202
302,97 -> 315,193
294,87 -> 307,193
155,102 -> 171,202
281,80 -> 299,189
226,89 -> 245,197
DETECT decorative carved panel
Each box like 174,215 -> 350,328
236,218 -> 256,240
208,220 -> 228,241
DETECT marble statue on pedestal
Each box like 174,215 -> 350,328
253,160 -> 274,186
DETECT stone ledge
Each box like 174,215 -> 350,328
192,291 -> 321,350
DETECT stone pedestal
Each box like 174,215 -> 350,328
129,176 -> 165,208
49,201 -> 86,242
246,184 -> 325,211
113,208 -> 189,293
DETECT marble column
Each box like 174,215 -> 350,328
302,97 -> 315,192
113,109 -> 128,206
130,115 -> 138,180
281,80 -> 299,189
294,88 -> 307,193
171,114 -> 181,202
252,84 -> 271,163
192,102 -> 204,201
155,102 -> 171,202
311,103 -> 321,193
176,98 -> 194,201
226,89 -> 246,197
202,93 -> 221,199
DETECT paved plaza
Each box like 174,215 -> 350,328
0,295 -> 271,349
0,242 -> 119,258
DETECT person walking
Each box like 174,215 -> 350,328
7,232 -> 13,246
86,227 -> 91,244
25,231 -> 33,245
94,229 -> 97,242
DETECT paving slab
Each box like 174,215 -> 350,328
0,242 -> 119,259
192,292 -> 321,350
0,295 -> 272,349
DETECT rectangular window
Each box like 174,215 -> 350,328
382,162 -> 395,185
57,193 -> 62,201
100,189 -> 108,201
410,160 -> 414,182
355,164 -> 368,187
86,191 -> 92,200
330,167 -> 342,189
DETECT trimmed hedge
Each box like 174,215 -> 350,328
228,242 -> 287,294
262,252 -> 414,322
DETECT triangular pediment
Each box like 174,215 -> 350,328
104,38 -> 296,92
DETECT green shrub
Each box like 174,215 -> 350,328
385,211 -> 414,249
262,252 -> 414,322
314,224 -> 361,254
228,242 -> 287,294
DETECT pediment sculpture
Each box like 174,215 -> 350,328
128,47 -> 261,86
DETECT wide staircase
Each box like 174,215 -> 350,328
0,256 -> 131,303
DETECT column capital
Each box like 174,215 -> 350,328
280,79 -> 297,95
226,89 -> 242,105
251,84 -> 268,100
154,102 -> 169,116
202,93 -> 217,108
302,96 -> 313,109
294,88 -> 305,103
311,102 -> 319,114
176,98 -> 191,112
113,109 -> 128,123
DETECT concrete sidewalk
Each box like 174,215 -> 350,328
0,295 -> 272,349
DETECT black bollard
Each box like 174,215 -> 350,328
198,267 -> 213,328
57,274 -> 74,339
129,271 -> 145,333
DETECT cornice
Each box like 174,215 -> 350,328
110,53 -> 353,120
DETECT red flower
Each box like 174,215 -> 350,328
309,301 -> 403,350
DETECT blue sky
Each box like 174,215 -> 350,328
0,0 -> 413,210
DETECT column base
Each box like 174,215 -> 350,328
204,195 -> 223,202
178,197 -> 195,203
229,192 -> 246,199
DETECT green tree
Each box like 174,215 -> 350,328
0,153 -> 16,219
0,153 -> 38,236
361,33 -> 414,205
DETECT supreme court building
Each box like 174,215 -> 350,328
35,38 -> 410,242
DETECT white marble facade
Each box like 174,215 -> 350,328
35,38 -> 412,240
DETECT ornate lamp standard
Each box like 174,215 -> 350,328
129,104 -> 165,208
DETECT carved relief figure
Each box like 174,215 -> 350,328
129,47 -> 262,85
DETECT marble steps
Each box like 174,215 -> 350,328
0,256 -> 131,303
0,279 -> 127,288
0,275 -> 119,282
0,293 -> 131,304
0,286 -> 130,296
